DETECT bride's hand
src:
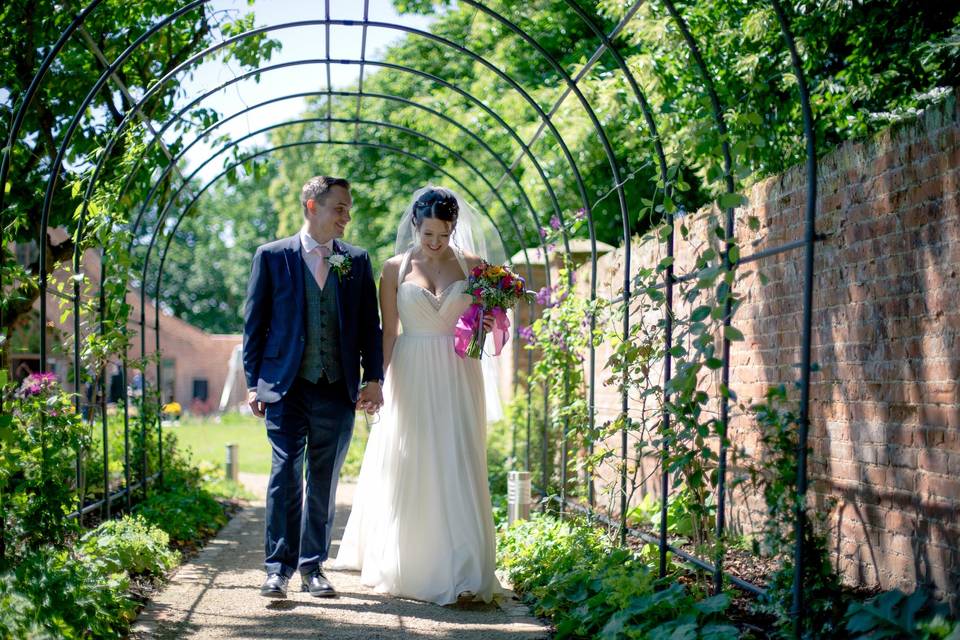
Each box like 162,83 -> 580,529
357,381 -> 383,415
482,314 -> 496,332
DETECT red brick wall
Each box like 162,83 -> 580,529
576,89 -> 960,600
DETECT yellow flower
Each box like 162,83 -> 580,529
485,266 -> 506,278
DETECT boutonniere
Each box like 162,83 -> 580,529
327,252 -> 352,281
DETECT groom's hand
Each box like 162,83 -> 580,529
357,382 -> 383,415
247,390 -> 266,418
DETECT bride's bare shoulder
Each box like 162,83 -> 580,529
381,255 -> 404,281
460,251 -> 487,270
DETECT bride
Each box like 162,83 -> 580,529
332,186 -> 503,605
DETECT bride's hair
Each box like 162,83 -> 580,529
411,187 -> 459,228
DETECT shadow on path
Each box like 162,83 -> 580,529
132,474 -> 547,640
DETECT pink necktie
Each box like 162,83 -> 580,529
316,245 -> 331,288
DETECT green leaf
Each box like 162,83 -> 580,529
700,623 -> 740,640
723,326 -> 745,341
695,593 -> 730,615
717,192 -> 747,210
690,306 -> 711,322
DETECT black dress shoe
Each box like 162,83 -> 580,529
301,568 -> 337,598
260,573 -> 289,598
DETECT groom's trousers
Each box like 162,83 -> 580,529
263,376 -> 355,578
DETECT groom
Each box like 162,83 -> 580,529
243,176 -> 384,599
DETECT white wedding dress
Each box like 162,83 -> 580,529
332,248 -> 501,605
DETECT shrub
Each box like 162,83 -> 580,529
78,514 -> 179,577
6,547 -> 136,640
0,373 -> 90,557
844,588 -> 959,640
134,478 -> 228,547
0,573 -> 55,640
82,409 -> 181,502
498,514 -> 738,639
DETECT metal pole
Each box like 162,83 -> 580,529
156,304 -> 164,487
542,381 -> 549,513
661,0 -> 738,591
770,1 -> 818,634
660,221 -> 675,578
121,361 -> 131,511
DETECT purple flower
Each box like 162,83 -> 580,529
575,207 -> 587,221
17,372 -> 59,399
549,215 -> 562,231
518,326 -> 535,342
534,286 -> 551,306
538,227 -> 548,240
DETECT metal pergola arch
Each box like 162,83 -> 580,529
106,81 -> 549,480
127,123 -> 524,510
81,55 -> 582,340
0,1 -> 821,632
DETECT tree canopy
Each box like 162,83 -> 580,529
263,0 -> 958,268
3,0 -> 958,335
0,0 -> 279,332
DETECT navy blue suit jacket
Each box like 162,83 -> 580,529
242,235 -> 384,404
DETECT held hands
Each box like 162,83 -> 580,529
357,381 -> 384,415
247,390 -> 266,418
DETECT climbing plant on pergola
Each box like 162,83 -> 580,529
0,0 -> 820,631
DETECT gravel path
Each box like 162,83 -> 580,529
132,473 -> 549,639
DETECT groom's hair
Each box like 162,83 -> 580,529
301,176 -> 351,215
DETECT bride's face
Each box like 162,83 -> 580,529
418,217 -> 454,256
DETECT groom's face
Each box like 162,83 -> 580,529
306,185 -> 353,241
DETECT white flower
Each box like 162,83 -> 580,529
327,253 -> 352,281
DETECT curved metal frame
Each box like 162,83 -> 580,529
0,0 -> 824,627
661,0 -> 739,593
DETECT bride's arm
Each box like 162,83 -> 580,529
379,258 -> 402,373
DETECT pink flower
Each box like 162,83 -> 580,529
16,372 -> 59,399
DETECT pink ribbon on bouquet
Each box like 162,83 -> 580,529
454,304 -> 511,358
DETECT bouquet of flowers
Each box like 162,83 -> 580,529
455,261 -> 534,359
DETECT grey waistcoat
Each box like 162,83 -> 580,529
297,256 -> 343,384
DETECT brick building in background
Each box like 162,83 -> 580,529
10,230 -> 246,415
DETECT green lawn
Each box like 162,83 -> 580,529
165,412 -> 370,478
